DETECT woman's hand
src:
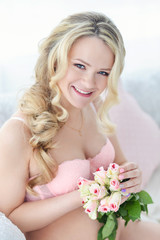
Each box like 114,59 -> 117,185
119,162 -> 142,195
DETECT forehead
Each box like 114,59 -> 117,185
68,36 -> 114,68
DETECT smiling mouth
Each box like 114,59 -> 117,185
72,86 -> 93,96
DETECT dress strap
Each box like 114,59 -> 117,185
10,117 -> 26,123
10,117 -> 28,127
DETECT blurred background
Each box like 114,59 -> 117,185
0,0 -> 160,225
0,0 -> 160,92
1,0 -> 160,126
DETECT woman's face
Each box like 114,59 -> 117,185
58,36 -> 114,110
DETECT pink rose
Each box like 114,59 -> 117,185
77,177 -> 94,199
77,177 -> 92,188
108,192 -> 121,212
84,200 -> 99,220
98,205 -> 110,213
110,178 -> 120,191
93,167 -> 109,186
107,163 -> 120,179
109,163 -> 119,172
89,183 -> 107,200
109,203 -> 119,212
82,196 -> 90,204
98,196 -> 110,213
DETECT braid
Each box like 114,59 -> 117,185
19,83 -> 66,194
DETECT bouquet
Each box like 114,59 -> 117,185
77,163 -> 153,240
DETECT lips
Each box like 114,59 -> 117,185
72,86 -> 93,97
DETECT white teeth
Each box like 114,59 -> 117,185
74,86 -> 92,95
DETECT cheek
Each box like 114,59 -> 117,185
98,79 -> 108,92
58,70 -> 78,87
58,74 -> 70,90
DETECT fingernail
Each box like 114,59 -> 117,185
126,193 -> 131,197
121,189 -> 126,193
119,175 -> 124,180
120,168 -> 124,173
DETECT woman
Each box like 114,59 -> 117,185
0,12 -> 159,240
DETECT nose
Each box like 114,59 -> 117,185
82,71 -> 96,90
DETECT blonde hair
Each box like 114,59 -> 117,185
19,11 -> 125,193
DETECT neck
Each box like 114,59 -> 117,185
67,108 -> 83,124
66,109 -> 84,137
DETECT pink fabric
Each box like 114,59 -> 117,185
109,84 -> 160,187
25,139 -> 115,201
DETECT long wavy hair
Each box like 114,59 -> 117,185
19,11 -> 125,194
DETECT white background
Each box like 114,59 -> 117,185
0,0 -> 160,93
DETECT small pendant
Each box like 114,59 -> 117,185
78,130 -> 82,137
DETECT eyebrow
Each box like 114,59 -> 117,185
73,58 -> 112,71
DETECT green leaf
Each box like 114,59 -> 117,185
138,190 -> 153,205
126,193 -> 134,201
141,204 -> 148,214
97,226 -> 103,240
122,215 -> 130,226
108,229 -> 117,240
97,190 -> 153,240
108,217 -> 118,240
98,212 -> 105,218
145,204 -> 148,214
126,201 -> 141,220
134,193 -> 140,201
118,207 -> 128,217
102,214 -> 116,239
97,212 -> 108,223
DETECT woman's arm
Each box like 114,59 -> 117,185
0,120 -> 82,233
93,97 -> 142,194
93,97 -> 142,198
109,134 -> 127,165
109,134 -> 142,194
9,189 -> 81,232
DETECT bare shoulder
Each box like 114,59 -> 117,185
0,115 -> 32,158
0,117 -> 32,215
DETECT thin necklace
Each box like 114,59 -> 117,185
67,111 -> 83,137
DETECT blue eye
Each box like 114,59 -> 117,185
74,64 -> 85,69
98,71 -> 109,76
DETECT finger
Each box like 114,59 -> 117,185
122,184 -> 142,194
120,177 -> 142,189
119,162 -> 138,173
119,169 -> 141,181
